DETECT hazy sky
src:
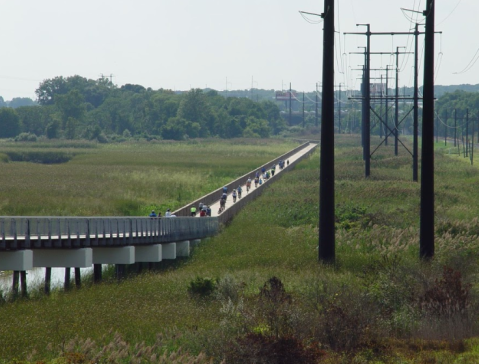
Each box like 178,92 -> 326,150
0,0 -> 475,101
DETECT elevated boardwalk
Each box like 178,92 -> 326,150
0,141 -> 317,293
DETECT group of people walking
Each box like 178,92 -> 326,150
191,202 -> 212,217
149,158 -> 290,218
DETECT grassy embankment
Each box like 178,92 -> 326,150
2,136 -> 479,363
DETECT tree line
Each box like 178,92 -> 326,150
0,75 -> 287,141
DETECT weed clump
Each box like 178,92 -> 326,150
187,276 -> 217,298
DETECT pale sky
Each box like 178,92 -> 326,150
0,0 -> 475,101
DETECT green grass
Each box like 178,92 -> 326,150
2,135 -> 479,363
0,138 -> 297,216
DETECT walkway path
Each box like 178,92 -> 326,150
198,142 -> 317,217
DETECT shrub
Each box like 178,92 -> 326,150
188,277 -> 216,297
214,274 -> 244,304
224,333 -> 325,364
15,132 -> 38,142
420,266 -> 471,319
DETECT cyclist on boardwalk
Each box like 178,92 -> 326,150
246,178 -> 252,192
206,205 -> 212,216
149,210 -> 157,217
237,185 -> 243,198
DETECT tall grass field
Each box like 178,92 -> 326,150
2,136 -> 479,363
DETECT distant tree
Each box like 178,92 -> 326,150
0,96 -> 8,108
0,108 -> 20,138
243,117 -> 270,138
161,117 -> 187,140
177,89 -> 214,137
45,119 -> 60,139
121,84 -> 146,93
16,106 -> 49,136
55,90 -> 86,128
9,97 -> 36,108
35,76 -> 68,105
65,117 -> 77,139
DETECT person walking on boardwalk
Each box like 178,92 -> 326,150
149,210 -> 157,217
237,185 -> 243,198
206,205 -> 211,216
190,206 -> 197,217
232,189 -> 237,202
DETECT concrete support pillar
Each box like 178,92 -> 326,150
176,241 -> 190,257
12,271 -> 19,298
162,243 -> 176,260
20,271 -> 27,298
75,268 -> 81,288
45,268 -> 51,295
64,268 -> 71,291
93,264 -> 102,283
135,245 -> 162,263
115,264 -> 126,280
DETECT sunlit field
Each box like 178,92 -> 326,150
2,135 -> 479,363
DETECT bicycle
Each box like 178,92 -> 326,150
218,199 -> 226,214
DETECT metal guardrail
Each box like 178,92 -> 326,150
0,216 -> 219,250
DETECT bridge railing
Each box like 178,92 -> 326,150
0,216 -> 218,250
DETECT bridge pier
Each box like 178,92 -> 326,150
12,271 -> 19,298
45,268 -> 51,295
64,268 -> 71,291
176,241 -> 190,257
93,264 -> 102,283
115,264 -> 126,280
75,268 -> 81,288
20,271 -> 27,298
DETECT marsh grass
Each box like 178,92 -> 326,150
0,139 -> 297,216
3,136 -> 479,363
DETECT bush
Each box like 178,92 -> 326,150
188,277 -> 216,297
14,132 -> 38,142
224,333 -> 325,364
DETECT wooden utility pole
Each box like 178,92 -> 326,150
319,0 -> 335,263
420,0 -> 435,259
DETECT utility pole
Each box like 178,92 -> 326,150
454,109 -> 457,147
395,46 -> 407,156
420,0 -> 435,260
315,83 -> 319,127
319,0 -> 335,263
444,109 -> 448,145
347,27 -> 425,181
337,83 -> 342,134
303,92 -> 305,128
413,23 -> 420,181
289,83 -> 292,126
